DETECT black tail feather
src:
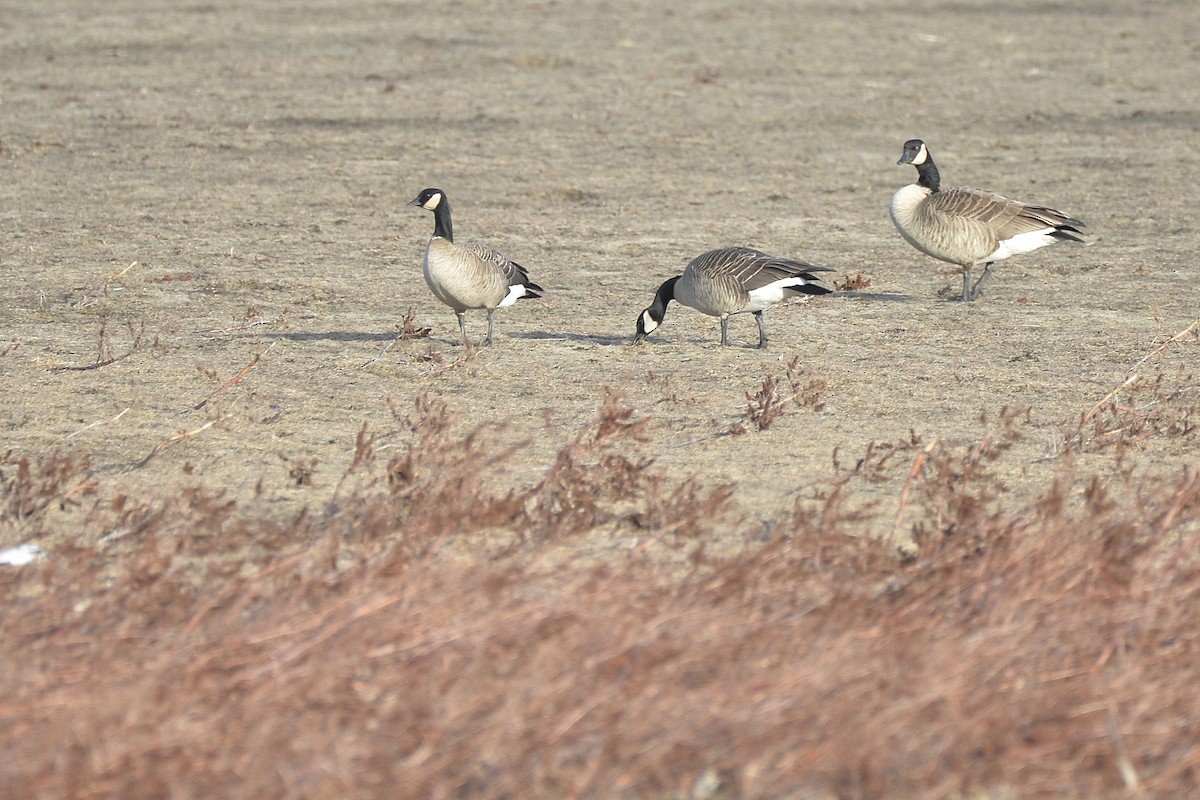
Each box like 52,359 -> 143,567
1051,228 -> 1085,244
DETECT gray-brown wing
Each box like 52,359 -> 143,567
462,242 -> 540,290
932,188 -> 1083,240
690,247 -> 832,292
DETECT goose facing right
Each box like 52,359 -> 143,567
633,246 -> 833,348
889,139 -> 1086,301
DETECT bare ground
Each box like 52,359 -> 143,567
2,0 -> 1199,797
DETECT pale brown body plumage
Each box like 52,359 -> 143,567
423,238 -> 532,313
408,188 -> 542,346
890,140 -> 1085,301
634,247 -> 833,348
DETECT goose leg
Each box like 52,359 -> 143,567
720,317 -> 730,347
456,312 -> 469,346
961,267 -> 973,302
969,263 -> 995,300
754,311 -> 768,349
483,309 -> 495,347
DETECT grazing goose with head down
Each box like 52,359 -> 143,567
633,246 -> 833,348
407,188 -> 543,346
889,139 -> 1085,301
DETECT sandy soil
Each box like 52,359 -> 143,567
2,0 -> 1197,551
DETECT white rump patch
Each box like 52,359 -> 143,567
743,278 -> 808,313
989,228 -> 1057,261
497,282 -> 528,308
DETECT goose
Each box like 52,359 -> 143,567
889,139 -> 1085,301
407,188 -> 543,346
633,246 -> 833,348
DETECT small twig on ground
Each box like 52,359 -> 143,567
413,346 -> 478,377
54,357 -> 127,371
134,417 -> 224,469
106,260 -> 139,285
1081,374 -> 1140,425
73,261 -> 139,308
66,407 -> 131,439
194,344 -> 274,410
1130,318 -> 1199,373
361,333 -> 403,370
1081,318 -> 1199,424
204,318 -> 282,335
52,319 -> 147,371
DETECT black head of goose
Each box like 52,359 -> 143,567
407,188 -> 543,346
633,246 -> 833,348
888,139 -> 1085,301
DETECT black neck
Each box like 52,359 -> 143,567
650,276 -> 679,322
431,198 -> 454,241
915,158 -> 941,192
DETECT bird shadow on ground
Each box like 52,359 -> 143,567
507,331 -> 631,346
829,291 -> 914,302
247,331 -> 401,342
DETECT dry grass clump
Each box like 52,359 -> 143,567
528,388 -> 739,544
1068,367 -> 1198,457
2,386 -> 1200,799
731,357 -> 827,434
900,406 -> 1029,544
397,308 -> 433,341
833,273 -> 872,292
0,450 -> 96,526
1064,321 -> 1200,460
51,318 -> 153,372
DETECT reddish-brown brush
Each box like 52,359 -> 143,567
2,385 -> 1200,799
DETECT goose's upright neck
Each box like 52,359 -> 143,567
914,157 -> 941,192
431,198 -> 454,241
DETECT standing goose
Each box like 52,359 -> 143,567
889,139 -> 1085,301
407,187 -> 543,346
633,246 -> 833,348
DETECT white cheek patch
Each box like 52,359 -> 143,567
423,193 -> 442,210
912,143 -> 929,165
641,311 -> 659,333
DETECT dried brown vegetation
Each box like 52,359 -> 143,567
397,308 -> 433,341
3,372 -> 1200,800
731,356 -> 827,434
52,318 -> 153,372
833,273 -> 873,292
1,450 -> 96,525
1067,368 -> 1199,457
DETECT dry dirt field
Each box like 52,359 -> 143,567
2,1 -> 1199,798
